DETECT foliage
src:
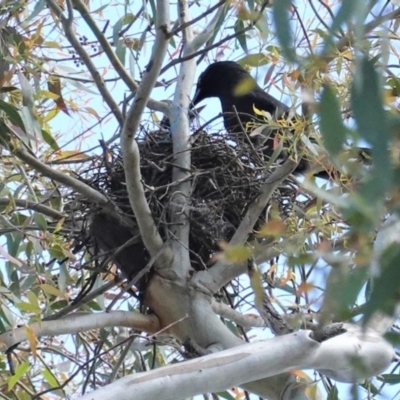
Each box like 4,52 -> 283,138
0,0 -> 399,399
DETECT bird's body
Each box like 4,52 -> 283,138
192,61 -> 370,178
192,61 -> 287,132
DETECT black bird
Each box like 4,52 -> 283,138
192,61 -> 370,177
192,61 -> 289,154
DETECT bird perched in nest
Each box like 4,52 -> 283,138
191,61 -> 370,177
192,61 -> 290,156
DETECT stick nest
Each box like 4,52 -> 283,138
73,129 -> 299,285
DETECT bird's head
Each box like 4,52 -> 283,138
192,61 -> 257,106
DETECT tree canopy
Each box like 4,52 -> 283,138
0,0 -> 400,399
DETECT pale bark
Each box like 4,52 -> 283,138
0,311 -> 160,349
78,325 -> 394,400
120,0 -> 172,266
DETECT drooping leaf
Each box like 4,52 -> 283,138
18,70 -> 35,110
233,19 -> 247,53
48,76 -> 70,116
249,265 -> 264,309
20,105 -> 43,143
33,213 -> 47,231
42,129 -> 60,151
351,56 -> 391,195
237,53 -> 269,67
42,368 -> 60,388
327,385 -> 339,400
17,301 -> 41,313
272,0 -> 296,62
26,325 -> 37,360
24,0 -> 47,24
323,0 -> 357,53
322,264 -> 369,323
40,283 -> 68,300
0,99 -> 26,129
0,243 -> 23,267
8,361 -> 30,391
319,83 -> 346,156
379,374 -> 400,385
216,390 -> 236,400
112,14 -> 135,65
363,243 -> 400,324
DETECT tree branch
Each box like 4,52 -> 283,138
70,0 -> 168,114
14,149 -> 129,228
121,0 -> 171,264
166,0 -> 198,274
197,159 -> 298,293
166,0 -> 231,275
1,311 -> 160,350
168,0 -> 226,38
45,0 -> 123,125
0,198 -> 65,219
77,325 -> 394,400
323,7 -> 400,64
160,1 -> 268,75
211,300 -> 266,328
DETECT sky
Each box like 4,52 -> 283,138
1,0 -> 399,399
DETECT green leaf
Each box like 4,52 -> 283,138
216,391 -> 235,400
234,20 -> 248,53
327,385 -> 339,400
2,27 -> 27,55
379,373 -> 400,385
115,43 -> 126,66
351,56 -> 391,194
50,300 -> 68,311
8,361 -> 30,391
42,129 -> 60,151
330,0 -> 355,33
319,84 -> 346,156
322,264 -> 369,322
48,243 -> 65,260
7,232 -> 23,258
27,291 -> 39,309
323,0 -> 356,53
0,99 -> 25,129
205,4 -> 228,51
0,86 -> 18,93
387,76 -> 400,96
25,0 -> 47,25
147,0 -> 156,22
40,284 -> 67,299
0,303 -> 15,327
345,179 -> 385,225
363,243 -> 400,324
272,0 -> 295,62
112,14 -> 135,65
92,4 -> 109,13
237,54 -> 269,67
42,368 -> 59,388
86,300 -> 103,311
33,213 -> 47,231
17,301 -> 41,313
0,315 -> 6,333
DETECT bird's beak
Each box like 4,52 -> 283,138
191,87 -> 204,108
